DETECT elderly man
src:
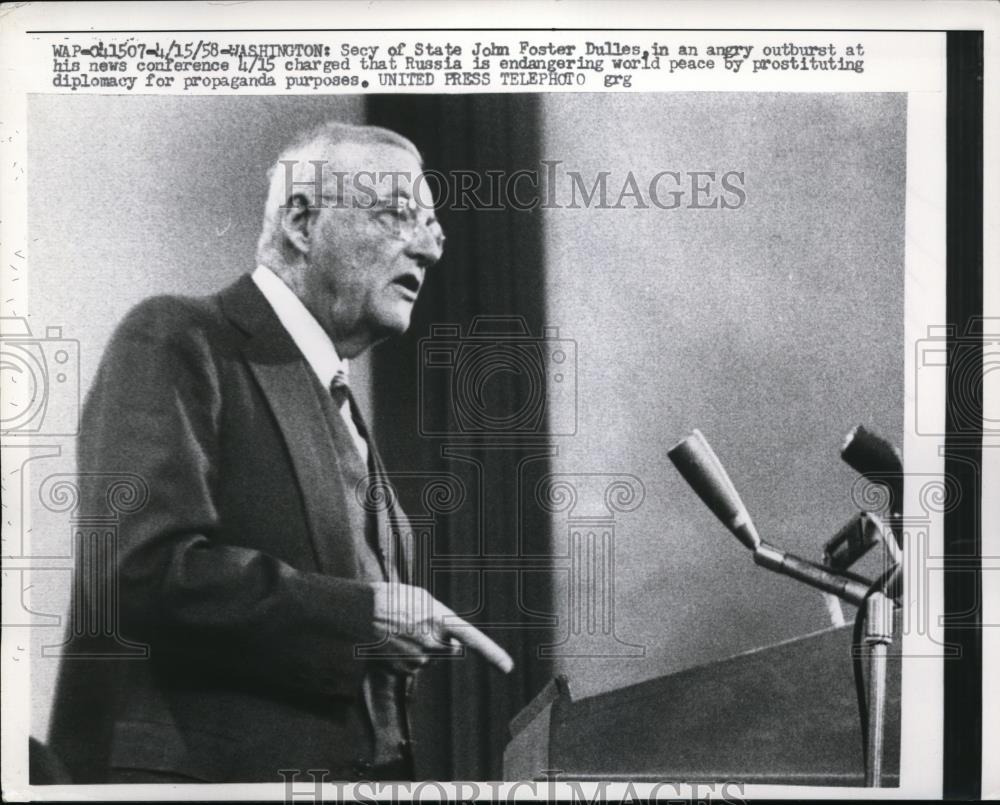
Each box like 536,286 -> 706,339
46,122 -> 511,784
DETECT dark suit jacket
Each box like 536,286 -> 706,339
47,274 -> 417,783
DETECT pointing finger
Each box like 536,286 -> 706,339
442,617 -> 514,673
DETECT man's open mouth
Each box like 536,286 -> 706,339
392,274 -> 422,296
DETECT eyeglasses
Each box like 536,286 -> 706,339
320,194 -> 446,251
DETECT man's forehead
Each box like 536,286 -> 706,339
324,141 -> 423,188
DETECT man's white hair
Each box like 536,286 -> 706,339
256,121 -> 422,265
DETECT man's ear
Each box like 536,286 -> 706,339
279,193 -> 314,255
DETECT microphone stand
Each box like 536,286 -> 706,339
668,429 -> 902,787
863,592 -> 894,788
751,543 -> 870,606
838,427 -> 903,787
737,541 -> 897,787
753,538 -> 895,785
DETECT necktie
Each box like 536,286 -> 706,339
327,370 -> 387,578
329,368 -> 350,407
329,369 -> 369,464
329,371 -> 410,770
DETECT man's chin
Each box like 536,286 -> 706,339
375,305 -> 415,337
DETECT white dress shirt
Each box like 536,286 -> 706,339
251,266 -> 369,464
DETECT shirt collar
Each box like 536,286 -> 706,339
251,265 -> 347,389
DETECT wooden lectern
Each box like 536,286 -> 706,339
504,624 -> 901,785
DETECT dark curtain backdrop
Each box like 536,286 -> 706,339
366,95 -> 555,779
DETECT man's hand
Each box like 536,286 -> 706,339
368,583 -> 514,675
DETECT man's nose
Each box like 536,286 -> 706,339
405,219 -> 445,266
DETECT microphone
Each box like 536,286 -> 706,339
822,511 -> 902,604
666,429 -> 761,551
840,425 -> 902,478
668,430 -> 869,606
841,425 -> 903,547
825,512 -> 878,571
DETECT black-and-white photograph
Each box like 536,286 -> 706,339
1,3 -> 993,801
22,87 -> 909,786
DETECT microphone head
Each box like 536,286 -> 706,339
841,425 -> 903,477
841,425 -> 903,521
668,429 -> 761,551
823,511 -> 878,570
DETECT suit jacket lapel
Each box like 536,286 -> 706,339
219,275 -> 359,576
